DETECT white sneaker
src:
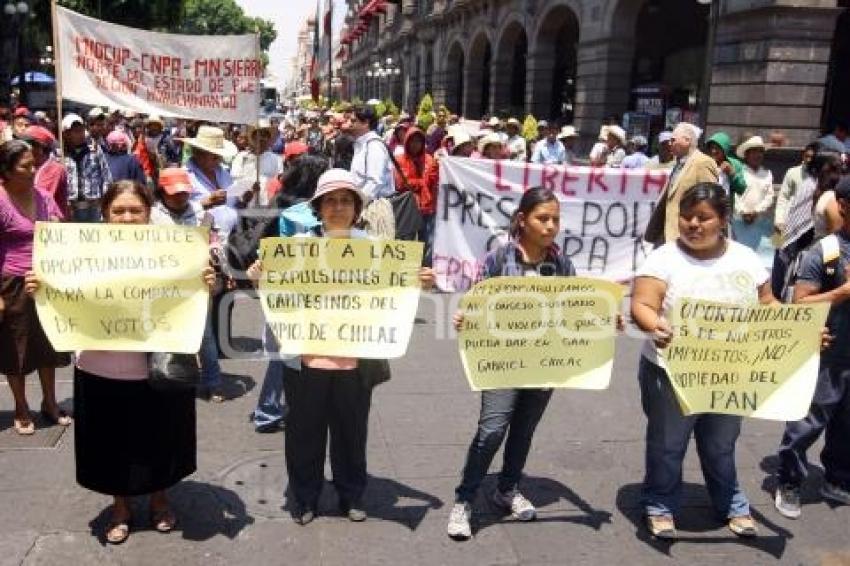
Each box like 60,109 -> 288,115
492,488 -> 536,521
447,502 -> 472,540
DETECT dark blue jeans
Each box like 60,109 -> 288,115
639,357 -> 750,518
777,362 -> 850,489
455,388 -> 553,503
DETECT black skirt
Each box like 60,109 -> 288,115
73,367 -> 197,496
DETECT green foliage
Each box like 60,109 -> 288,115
373,100 -> 387,118
522,114 -> 538,143
56,0 -> 183,30
416,93 -> 434,131
383,98 -> 399,118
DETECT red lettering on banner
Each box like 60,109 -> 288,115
73,36 -> 130,65
493,161 -> 511,192
642,170 -> 668,194
541,166 -> 558,191
587,168 -> 609,193
141,54 -> 182,76
559,168 -> 580,196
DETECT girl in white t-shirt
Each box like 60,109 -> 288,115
631,182 -> 775,539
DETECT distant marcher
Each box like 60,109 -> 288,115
62,113 -> 112,222
731,136 -> 775,257
621,135 -> 650,169
647,131 -> 675,170
17,125 -> 69,218
104,131 -> 147,186
530,122 -> 566,165
557,126 -> 580,165
605,126 -> 627,168
505,118 -> 527,162
349,105 -> 396,200
395,127 -> 438,265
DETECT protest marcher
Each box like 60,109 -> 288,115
773,175 -> 850,519
605,126 -> 628,167
818,121 -> 850,154
426,110 -> 448,154
130,118 -> 156,188
230,120 -> 283,207
478,133 -> 504,160
247,169 -> 435,524
589,125 -> 610,166
350,105 -> 396,200
87,107 -> 109,154
0,140 -> 71,435
631,182 -> 772,539
23,180 -> 215,544
706,132 -> 747,201
772,151 -> 843,300
11,107 -> 32,138
331,130 -> 355,171
249,154 -> 328,433
62,113 -> 113,222
182,125 -> 239,239
145,115 -> 181,172
395,127 -> 438,265
643,122 -> 719,246
775,143 -> 818,235
104,131 -> 147,186
621,135 -> 650,169
488,117 -> 508,143
150,168 -> 225,402
447,187 -> 578,540
530,122 -> 566,165
557,125 -> 580,165
305,116 -> 325,156
731,136 -> 775,255
17,125 -> 69,219
648,131 -> 675,169
505,118 -> 527,162
388,116 -> 412,157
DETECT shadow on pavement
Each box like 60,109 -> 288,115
615,482 -> 791,559
759,454 -> 826,504
87,480 -> 253,544
221,373 -> 257,399
473,475 -> 612,535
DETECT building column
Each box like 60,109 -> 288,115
572,38 -> 635,140
525,51 -> 555,120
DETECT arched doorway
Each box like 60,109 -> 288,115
823,4 -> 850,132
494,21 -> 528,118
627,0 -> 709,137
532,6 -> 578,122
464,33 -> 492,118
445,42 -> 465,115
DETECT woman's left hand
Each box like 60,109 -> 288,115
821,327 -> 833,351
24,271 -> 40,295
202,266 -> 217,291
418,267 -> 435,290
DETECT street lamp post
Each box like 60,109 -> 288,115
5,1 -> 30,107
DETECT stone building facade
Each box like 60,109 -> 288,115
342,0 -> 850,148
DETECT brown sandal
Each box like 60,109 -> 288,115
13,418 -> 35,436
151,508 -> 176,533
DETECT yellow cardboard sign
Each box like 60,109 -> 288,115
458,277 -> 624,390
665,299 -> 830,420
258,237 -> 424,358
33,222 -> 210,353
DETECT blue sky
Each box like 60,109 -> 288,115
235,0 -> 347,87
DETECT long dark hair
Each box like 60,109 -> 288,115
274,154 -> 329,209
101,180 -> 154,218
679,182 -> 730,220
0,139 -> 32,180
509,187 -> 558,239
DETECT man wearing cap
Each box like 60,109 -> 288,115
774,176 -> 850,519
349,105 -> 396,200
643,122 -> 719,246
104,131 -> 146,186
621,135 -> 650,169
87,107 -> 109,154
647,131 -> 676,170
145,115 -> 180,175
61,113 -> 113,222
530,122 -> 567,165
18,125 -> 69,218
505,118 -> 527,162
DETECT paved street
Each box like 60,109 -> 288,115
1,292 -> 849,566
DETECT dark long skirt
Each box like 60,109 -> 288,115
73,367 -> 196,497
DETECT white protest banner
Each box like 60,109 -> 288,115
434,157 -> 668,291
55,6 -> 261,124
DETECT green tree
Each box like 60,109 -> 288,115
522,114 -> 538,143
55,0 -> 184,30
383,98 -> 399,119
416,93 -> 434,131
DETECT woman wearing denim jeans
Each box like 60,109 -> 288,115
447,188 -> 576,540
631,182 -> 775,539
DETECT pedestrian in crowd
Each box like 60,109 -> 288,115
305,116 -> 325,155
11,107 -> 32,138
818,121 -> 850,154
230,120 -> 283,207
23,180 -> 216,544
772,151 -> 843,300
396,126 -> 439,265
62,113 -> 113,222
621,135 -> 650,169
478,132 -> 504,160
643,122 -> 719,246
631,182 -> 770,539
0,139 -> 71,436
731,136 -> 775,257
773,175 -> 850,520
150,168 -> 225,403
505,118 -> 527,162
17,125 -> 69,219
589,125 -> 610,166
182,125 -> 239,239
775,143 -> 818,235
130,118 -> 156,187
557,125 -> 580,165
605,125 -> 628,167
531,122 -> 566,165
331,129 -> 355,171
104,131 -> 147,186
488,117 -> 508,143
87,108 -> 109,154
706,132 -> 747,203
447,187 -> 581,540
388,116 -> 412,157
145,115 -> 181,172
426,110 -> 448,154
648,131 -> 676,169
247,169 -> 434,524
438,126 -> 475,160
350,105 -> 396,200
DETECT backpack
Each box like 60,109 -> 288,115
359,138 -> 423,240
783,234 -> 843,302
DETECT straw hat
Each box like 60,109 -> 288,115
247,118 -> 274,138
446,125 -> 473,148
178,125 -> 238,159
478,132 -> 503,154
608,125 -> 627,145
598,125 -> 610,142
558,125 -> 579,140
736,136 -> 766,160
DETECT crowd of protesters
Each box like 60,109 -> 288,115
1,98 -> 850,545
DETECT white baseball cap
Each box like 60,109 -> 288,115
61,113 -> 85,131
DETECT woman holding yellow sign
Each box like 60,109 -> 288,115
631,183 -> 774,539
447,188 -> 576,541
247,169 -> 435,525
